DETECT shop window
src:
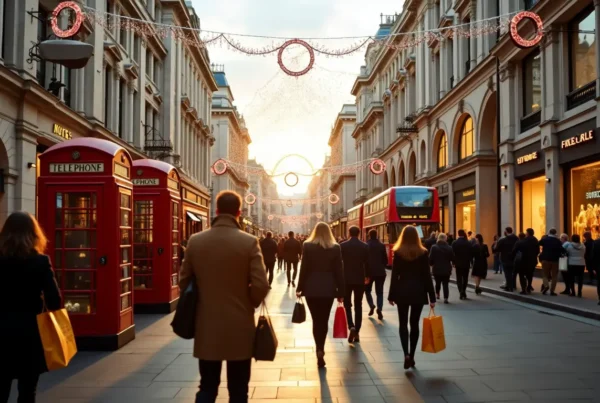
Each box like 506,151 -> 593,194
1,0 -> 7,59
456,199 -> 476,235
570,161 -> 600,240
524,0 -> 539,10
104,66 -> 111,128
118,79 -> 125,138
568,7 -> 597,109
521,176 -> 546,238
522,48 -> 541,120
459,116 -> 474,161
437,132 -> 447,171
36,5 -> 49,87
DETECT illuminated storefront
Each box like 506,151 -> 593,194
514,143 -> 546,238
453,174 -> 477,235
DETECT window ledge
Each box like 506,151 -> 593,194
562,99 -> 596,122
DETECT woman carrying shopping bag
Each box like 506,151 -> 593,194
0,212 -> 62,403
296,222 -> 345,368
388,225 -> 436,370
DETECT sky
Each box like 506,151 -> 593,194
191,0 -> 404,195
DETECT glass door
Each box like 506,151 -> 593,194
119,189 -> 133,312
171,200 -> 180,288
133,197 -> 155,290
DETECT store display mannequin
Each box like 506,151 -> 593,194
575,204 -> 587,239
539,205 -> 546,236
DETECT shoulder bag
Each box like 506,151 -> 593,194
254,302 -> 278,361
171,279 -> 198,339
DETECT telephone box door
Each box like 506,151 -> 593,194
133,195 -> 158,294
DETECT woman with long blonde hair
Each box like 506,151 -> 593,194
388,225 -> 436,370
296,222 -> 345,368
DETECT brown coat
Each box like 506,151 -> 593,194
179,214 -> 270,361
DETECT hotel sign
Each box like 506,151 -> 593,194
517,151 -> 538,165
52,123 -> 73,140
132,178 -> 159,186
49,163 -> 104,173
561,130 -> 594,149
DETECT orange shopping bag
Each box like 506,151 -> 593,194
421,308 -> 446,353
36,308 -> 78,371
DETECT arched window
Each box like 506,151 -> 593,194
459,116 -> 474,161
437,133 -> 447,170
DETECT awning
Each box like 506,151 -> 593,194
186,212 -> 201,222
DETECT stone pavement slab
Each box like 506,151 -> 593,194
7,268 -> 600,402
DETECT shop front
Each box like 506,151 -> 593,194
180,179 -> 210,242
453,174 -> 477,235
437,183 -> 449,233
514,143 -> 546,237
558,119 -> 600,239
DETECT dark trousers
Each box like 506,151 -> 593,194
265,261 -> 275,285
365,276 -> 385,311
434,275 -> 450,299
514,266 -> 528,292
277,258 -> 284,270
286,261 -> 298,284
503,263 -> 515,290
526,264 -> 535,290
455,266 -> 470,294
493,256 -> 502,273
568,265 -> 585,295
0,373 -> 40,403
396,303 -> 424,358
344,284 -> 365,332
305,297 -> 334,352
196,359 -> 252,403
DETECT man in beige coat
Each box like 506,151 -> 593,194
179,190 -> 269,403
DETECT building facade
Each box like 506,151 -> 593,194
247,158 -> 282,233
0,0 -> 216,232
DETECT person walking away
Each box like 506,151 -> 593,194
179,191 -> 270,403
284,231 -> 302,287
495,227 -> 519,292
296,222 -> 345,368
429,233 -> 454,303
512,233 -> 528,293
513,229 -> 539,294
559,233 -> 571,294
583,231 -> 595,285
424,232 -> 437,252
447,234 -> 455,246
388,225 -> 436,370
538,228 -> 565,296
564,234 -> 586,298
0,212 -> 62,403
277,237 -> 285,271
365,229 -> 388,320
468,231 -> 477,246
472,234 -> 490,295
492,235 -> 503,274
592,233 -> 600,304
340,226 -> 370,343
260,232 -> 278,287
452,229 -> 473,300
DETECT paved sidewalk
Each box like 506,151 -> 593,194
8,267 -> 600,402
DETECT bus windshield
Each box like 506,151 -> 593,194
395,188 -> 434,220
388,222 -> 441,244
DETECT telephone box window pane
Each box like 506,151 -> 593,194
120,230 -> 131,245
121,210 -> 130,227
171,275 -> 178,286
134,200 -> 153,215
121,265 -> 131,279
121,279 -> 131,294
64,193 -> 94,208
172,245 -> 178,257
65,231 -> 96,248
134,260 -> 152,272
54,251 -> 62,268
121,247 -> 130,264
64,210 -> 96,228
134,275 -> 152,289
121,294 -> 131,310
64,271 -> 94,290
55,209 -> 62,226
56,193 -> 63,208
134,245 -> 152,259
55,231 -> 63,248
120,193 -> 130,208
65,251 -> 94,269
172,231 -> 178,243
134,230 -> 152,243
172,260 -> 178,274
64,294 -> 94,314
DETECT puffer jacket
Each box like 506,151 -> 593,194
564,242 -> 586,266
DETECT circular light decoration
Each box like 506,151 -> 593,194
286,200 -> 293,208
211,159 -> 228,175
51,2 -> 85,38
329,194 -> 340,205
369,159 -> 386,175
277,39 -> 315,77
245,193 -> 257,206
267,215 -> 274,221
509,11 -> 544,49
284,172 -> 299,187
316,213 -> 323,219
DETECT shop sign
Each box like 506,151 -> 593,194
586,190 -> 600,200
561,130 -> 594,149
462,189 -> 475,197
52,123 -> 73,140
517,151 -> 539,165
49,162 -> 104,173
132,178 -> 159,186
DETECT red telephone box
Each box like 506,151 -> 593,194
131,159 -> 181,313
38,138 -> 135,351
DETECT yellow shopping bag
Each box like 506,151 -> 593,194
421,308 -> 446,353
36,308 -> 77,371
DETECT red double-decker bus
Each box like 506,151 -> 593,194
346,204 -> 363,240
360,186 -> 440,265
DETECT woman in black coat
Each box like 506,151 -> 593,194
429,233 -> 454,303
0,212 -> 62,403
296,222 -> 345,368
471,234 -> 490,295
388,225 -> 436,370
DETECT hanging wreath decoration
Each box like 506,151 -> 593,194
245,193 -> 257,205
51,1 -> 85,38
212,159 -> 228,175
277,39 -> 315,77
316,213 -> 323,219
284,172 -> 299,187
286,200 -> 293,208
329,194 -> 340,205
509,11 -> 544,49
267,215 -> 274,221
369,159 -> 386,175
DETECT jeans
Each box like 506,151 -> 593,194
569,265 -> 585,295
434,275 -> 450,300
305,298 -> 334,352
503,263 -> 515,290
344,284 -> 365,332
0,372 -> 40,403
541,261 -> 559,292
455,266 -> 470,295
196,359 -> 252,403
365,276 -> 385,311
396,303 -> 424,358
265,261 -> 275,285
493,256 -> 502,273
286,261 -> 298,284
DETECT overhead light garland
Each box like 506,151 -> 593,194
245,193 -> 341,206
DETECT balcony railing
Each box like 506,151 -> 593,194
567,81 -> 596,110
144,124 -> 173,160
520,110 -> 541,133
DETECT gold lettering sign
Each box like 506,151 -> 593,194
49,163 -> 104,173
132,178 -> 159,186
462,189 -> 475,197
517,151 -> 538,165
114,163 -> 129,179
52,123 -> 72,140
561,130 -> 594,149
167,178 -> 179,191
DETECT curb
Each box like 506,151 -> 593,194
449,278 -> 600,321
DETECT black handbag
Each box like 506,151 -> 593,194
253,302 -> 278,361
170,280 -> 197,339
291,298 -> 306,324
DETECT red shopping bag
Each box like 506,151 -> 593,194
333,303 -> 348,339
